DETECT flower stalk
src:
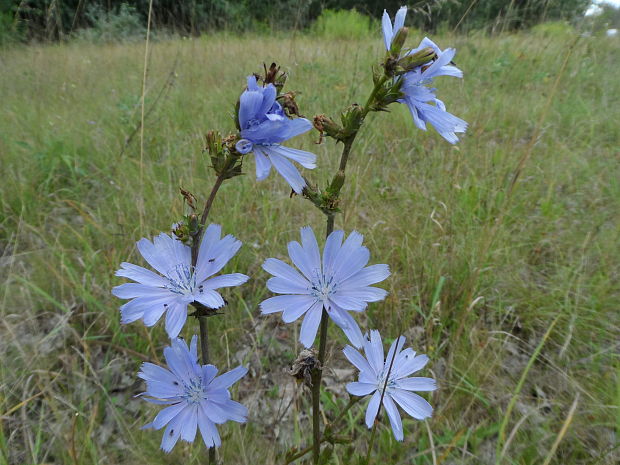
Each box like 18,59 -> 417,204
309,72 -> 391,464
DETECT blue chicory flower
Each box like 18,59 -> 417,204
235,75 -> 317,194
260,226 -> 390,348
382,7 -> 467,144
344,330 -> 436,441
112,225 -> 249,338
138,336 -> 248,452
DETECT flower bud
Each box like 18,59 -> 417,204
397,46 -> 436,74
389,27 -> 409,57
340,104 -> 364,136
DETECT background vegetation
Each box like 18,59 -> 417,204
1,0 -> 593,42
0,3 -> 619,465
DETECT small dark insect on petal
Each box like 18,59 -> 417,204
173,381 -> 179,386
208,258 -> 216,263
169,429 -> 174,436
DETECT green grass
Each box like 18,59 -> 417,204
0,29 -> 618,465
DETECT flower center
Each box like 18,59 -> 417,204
310,270 -> 336,302
182,377 -> 207,404
247,117 -> 262,127
376,370 -> 396,391
166,264 -> 196,296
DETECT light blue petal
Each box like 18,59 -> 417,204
346,382 -> 377,397
384,336 -> 406,374
393,6 -> 407,36
112,283 -> 169,299
267,276 -> 310,295
160,406 -> 190,452
383,394 -> 404,441
299,303 -> 324,347
195,234 -> 242,282
390,389 -> 433,420
253,145 -> 272,181
300,226 -> 321,274
328,306 -> 364,348
267,144 -> 317,169
343,345 -> 377,377
239,87 -> 265,129
211,399 -> 248,423
382,9 -> 393,50
202,398 -> 230,424
193,289 -> 225,309
179,404 -> 198,442
209,365 -> 247,390
339,264 -> 390,289
135,234 -> 176,275
202,364 -> 218,385
115,262 -> 167,286
365,390 -> 381,428
198,404 -> 221,448
287,239 -> 317,281
284,298 -> 320,324
335,287 -> 387,304
163,339 -> 197,385
366,330 -> 385,375
265,149 -> 307,193
164,303 -> 187,339
395,377 -> 437,391
120,294 -> 175,324
394,352 -> 428,379
260,294 -> 315,315
143,297 -> 183,327
322,230 -> 344,278
262,258 -> 310,288
151,233 -> 192,270
202,273 -> 249,290
328,293 -> 367,311
331,231 -> 366,283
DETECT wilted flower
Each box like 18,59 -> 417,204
382,7 -> 467,144
344,330 -> 436,441
235,76 -> 316,193
260,226 -> 390,348
139,336 -> 248,452
112,225 -> 248,338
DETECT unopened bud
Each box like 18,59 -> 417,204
398,46 -> 436,73
340,104 -> 364,136
389,27 -> 409,57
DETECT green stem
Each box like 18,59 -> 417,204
309,74 -> 390,464
288,397 -> 360,464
